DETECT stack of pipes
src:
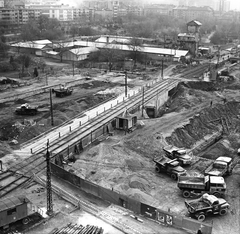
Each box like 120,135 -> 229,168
49,223 -> 104,234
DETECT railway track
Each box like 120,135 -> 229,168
180,63 -> 211,79
0,79 -> 179,198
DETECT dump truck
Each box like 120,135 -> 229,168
15,103 -> 38,115
204,156 -> 233,177
153,156 -> 187,180
178,175 -> 226,198
52,86 -> 73,98
185,193 -> 230,222
163,146 -> 192,166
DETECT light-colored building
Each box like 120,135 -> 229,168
177,20 -> 202,56
172,6 -> 214,20
216,0 -> 230,12
144,4 -> 174,16
0,0 -> 4,7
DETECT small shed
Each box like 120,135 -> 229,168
115,109 -> 137,131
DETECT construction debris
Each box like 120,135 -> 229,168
49,223 -> 104,234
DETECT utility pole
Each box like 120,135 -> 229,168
46,140 -> 53,216
142,87 -> 145,117
161,59 -> 164,79
46,73 -> 48,86
72,61 -> 75,76
125,70 -> 128,97
50,89 -> 54,126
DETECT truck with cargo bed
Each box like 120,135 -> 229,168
178,175 -> 226,198
52,86 -> 73,98
153,156 -> 187,180
185,193 -> 230,222
163,146 -> 192,166
204,156 -> 233,177
15,103 -> 38,115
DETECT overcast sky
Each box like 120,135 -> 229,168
229,0 -> 240,10
59,0 -> 240,11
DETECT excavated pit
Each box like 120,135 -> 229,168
166,101 -> 240,150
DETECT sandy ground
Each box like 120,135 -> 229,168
1,61 -> 240,234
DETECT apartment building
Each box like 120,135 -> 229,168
144,4 -> 174,16
172,6 -> 214,20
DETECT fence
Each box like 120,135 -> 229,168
51,163 -> 213,234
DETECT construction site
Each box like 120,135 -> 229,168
0,56 -> 240,234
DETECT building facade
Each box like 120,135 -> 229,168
172,6 -> 214,20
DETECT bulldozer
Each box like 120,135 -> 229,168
52,85 -> 73,98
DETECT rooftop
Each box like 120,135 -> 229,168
0,196 -> 29,212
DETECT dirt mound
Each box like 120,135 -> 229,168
14,99 -> 28,104
0,141 -> 13,158
70,141 -> 155,204
125,188 -> 158,205
182,81 -> 219,91
166,102 -> 240,148
201,136 -> 238,160
128,174 -> 152,192
163,83 -> 220,114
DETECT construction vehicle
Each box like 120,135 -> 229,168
15,103 -> 38,115
163,146 -> 192,166
52,85 -> 73,98
153,156 -> 187,180
185,193 -> 230,222
204,156 -> 233,177
0,196 -> 33,229
178,175 -> 226,198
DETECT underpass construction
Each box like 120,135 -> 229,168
1,61 -> 240,234
0,78 -> 178,198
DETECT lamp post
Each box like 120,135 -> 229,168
158,55 -> 164,80
50,89 -> 54,126
72,61 -> 75,76
124,70 -> 128,97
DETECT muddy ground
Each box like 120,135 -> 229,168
1,60 -> 240,234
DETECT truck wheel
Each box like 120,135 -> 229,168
22,217 -> 30,225
219,209 -> 227,216
171,173 -> 177,180
197,213 -> 205,222
182,190 -> 191,198
206,209 -> 212,215
155,166 -> 161,173
213,192 -> 220,198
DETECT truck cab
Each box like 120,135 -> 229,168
207,176 -> 226,197
205,156 -> 233,177
178,175 -> 226,198
154,156 -> 187,180
52,86 -> 73,98
163,146 -> 192,166
15,103 -> 38,115
185,193 -> 230,221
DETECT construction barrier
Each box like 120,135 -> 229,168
51,163 -> 213,234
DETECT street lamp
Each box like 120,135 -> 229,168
158,55 -> 164,80
49,89 -> 54,126
124,70 -> 128,97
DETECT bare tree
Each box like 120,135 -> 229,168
128,38 -> 143,68
53,41 -> 72,62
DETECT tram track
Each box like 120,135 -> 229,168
0,79 -> 179,198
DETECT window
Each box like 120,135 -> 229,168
7,208 -> 16,215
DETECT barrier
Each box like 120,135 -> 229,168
51,163 -> 213,234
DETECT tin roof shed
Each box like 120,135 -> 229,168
0,196 -> 29,212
